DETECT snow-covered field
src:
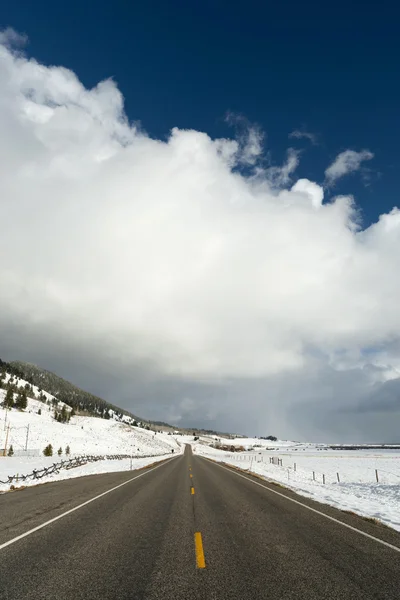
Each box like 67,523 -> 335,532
194,442 -> 400,532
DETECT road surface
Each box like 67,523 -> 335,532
0,446 -> 399,599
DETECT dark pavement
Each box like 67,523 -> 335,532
0,446 -> 399,599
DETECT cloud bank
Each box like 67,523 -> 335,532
0,33 -> 399,440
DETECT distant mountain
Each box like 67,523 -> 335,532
4,359 -> 142,423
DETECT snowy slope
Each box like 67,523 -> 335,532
0,398 -> 180,455
3,372 -> 60,404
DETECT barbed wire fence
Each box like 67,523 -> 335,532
207,450 -> 400,485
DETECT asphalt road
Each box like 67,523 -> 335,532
0,446 -> 399,599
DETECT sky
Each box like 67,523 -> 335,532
1,1 -> 400,441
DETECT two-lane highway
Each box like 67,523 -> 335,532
0,446 -> 399,599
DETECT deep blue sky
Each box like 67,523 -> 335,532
2,0 -> 399,225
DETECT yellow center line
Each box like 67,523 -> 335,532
190,474 -> 193,478
191,486 -> 195,495
194,532 -> 206,568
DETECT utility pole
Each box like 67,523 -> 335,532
3,424 -> 10,457
25,424 -> 30,452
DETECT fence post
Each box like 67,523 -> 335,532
294,463 -> 296,472
313,471 -> 315,481
337,472 -> 340,483
323,474 -> 325,484
375,469 -> 379,483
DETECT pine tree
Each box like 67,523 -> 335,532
38,408 -> 42,415
8,444 -> 14,457
3,387 -> 14,409
65,445 -> 70,455
43,444 -> 53,457
57,447 -> 62,456
15,388 -> 27,410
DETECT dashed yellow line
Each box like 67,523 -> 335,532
194,532 -> 206,568
191,486 -> 195,495
190,474 -> 193,478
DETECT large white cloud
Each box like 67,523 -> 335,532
1,33 -> 400,438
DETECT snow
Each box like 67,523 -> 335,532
194,443 -> 400,532
0,396 -> 180,456
204,436 -> 310,450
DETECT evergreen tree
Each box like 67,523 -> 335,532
8,444 -> 14,457
43,444 -> 53,456
38,408 -> 42,415
65,445 -> 70,455
15,388 -> 27,410
57,447 -> 62,456
3,387 -> 14,409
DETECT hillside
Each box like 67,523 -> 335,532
1,359 -> 234,436
5,359 -> 143,423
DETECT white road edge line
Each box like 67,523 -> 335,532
202,457 -> 400,554
0,456 -> 178,552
